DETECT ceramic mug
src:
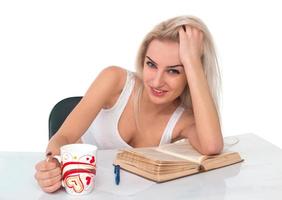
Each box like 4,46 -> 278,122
52,144 -> 97,195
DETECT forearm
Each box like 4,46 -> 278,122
184,60 -> 223,154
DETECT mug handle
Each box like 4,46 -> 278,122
49,155 -> 65,187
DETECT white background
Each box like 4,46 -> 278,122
0,0 -> 281,152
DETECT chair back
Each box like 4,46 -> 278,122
48,96 -> 82,139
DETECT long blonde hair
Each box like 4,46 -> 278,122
134,15 -> 221,114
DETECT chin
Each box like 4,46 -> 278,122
148,97 -> 168,105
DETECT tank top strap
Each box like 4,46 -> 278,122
159,106 -> 185,145
105,70 -> 135,116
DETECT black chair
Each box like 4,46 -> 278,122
48,96 -> 82,140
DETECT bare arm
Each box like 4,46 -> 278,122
179,26 -> 223,155
46,66 -> 126,154
35,66 -> 126,193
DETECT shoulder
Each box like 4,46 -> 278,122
99,66 -> 127,84
83,66 -> 127,101
95,66 -> 129,108
95,66 -> 128,91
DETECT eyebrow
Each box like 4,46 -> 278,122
146,56 -> 183,68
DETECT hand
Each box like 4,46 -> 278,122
178,25 -> 204,66
34,158 -> 62,193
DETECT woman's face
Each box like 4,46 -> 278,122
142,39 -> 187,105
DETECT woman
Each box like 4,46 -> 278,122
34,15 -> 223,192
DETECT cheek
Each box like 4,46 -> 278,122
171,79 -> 187,94
142,67 -> 154,82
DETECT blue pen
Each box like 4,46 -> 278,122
114,165 -> 120,185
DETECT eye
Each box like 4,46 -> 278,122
167,69 -> 180,74
146,61 -> 156,68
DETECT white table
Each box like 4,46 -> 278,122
1,133 -> 282,199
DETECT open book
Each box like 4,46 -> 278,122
113,139 -> 243,182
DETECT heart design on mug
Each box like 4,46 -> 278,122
65,175 -> 84,193
86,176 -> 91,185
79,155 -> 96,165
89,156 -> 95,164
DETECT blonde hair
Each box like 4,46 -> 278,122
134,15 -> 221,114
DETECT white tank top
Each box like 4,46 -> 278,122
81,70 -> 185,149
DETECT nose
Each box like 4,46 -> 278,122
151,71 -> 165,88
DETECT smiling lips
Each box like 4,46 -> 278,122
150,87 -> 168,97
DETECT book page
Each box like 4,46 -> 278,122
124,147 -> 197,163
157,139 -> 206,163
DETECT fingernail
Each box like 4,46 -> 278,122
46,151 -> 52,162
46,152 -> 52,157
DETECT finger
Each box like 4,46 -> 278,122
178,26 -> 188,41
182,25 -> 186,32
178,28 -> 185,44
37,173 -> 62,188
178,26 -> 185,35
42,180 -> 62,193
191,27 -> 203,39
198,31 -> 204,55
194,29 -> 204,48
35,159 -> 58,171
185,25 -> 192,37
199,31 -> 204,41
35,166 -> 61,180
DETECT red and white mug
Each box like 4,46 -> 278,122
51,144 -> 97,195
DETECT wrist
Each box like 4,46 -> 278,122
182,58 -> 202,70
46,134 -> 67,155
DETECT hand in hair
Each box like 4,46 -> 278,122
178,25 -> 204,66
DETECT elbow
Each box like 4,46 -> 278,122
201,129 -> 224,155
200,141 -> 223,156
